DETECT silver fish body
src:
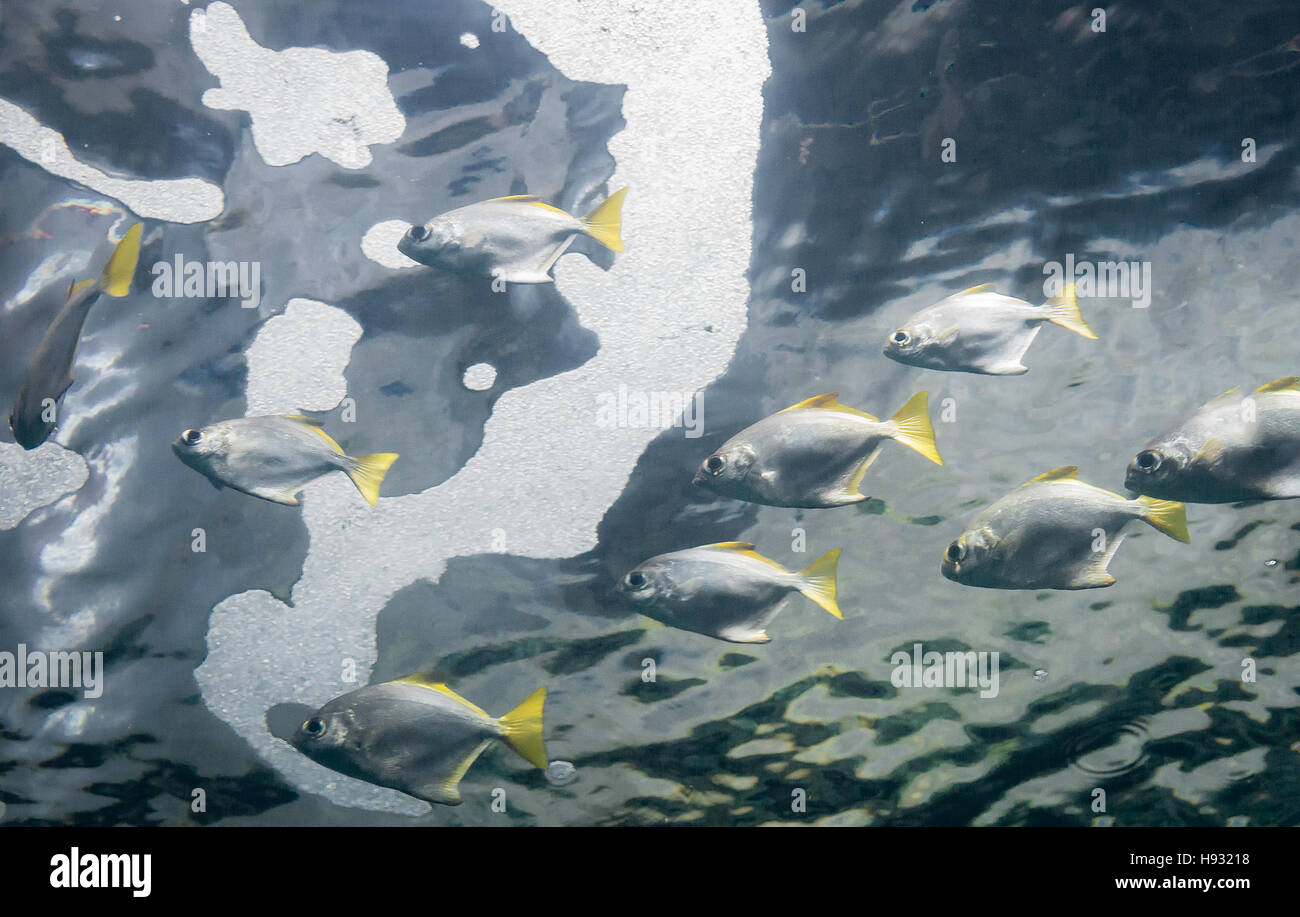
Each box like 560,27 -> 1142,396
397,188 -> 626,284
883,283 -> 1095,375
171,414 -> 397,506
694,392 -> 942,508
8,224 -> 142,449
619,542 -> 841,643
288,678 -> 546,806
941,467 -> 1189,590
1125,378 -> 1300,503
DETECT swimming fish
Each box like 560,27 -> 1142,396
1125,377 -> 1300,503
694,392 -> 943,508
288,676 -> 547,806
941,466 -> 1189,590
171,414 -> 398,506
8,224 -> 142,449
882,283 -> 1096,375
619,542 -> 842,643
397,187 -> 628,284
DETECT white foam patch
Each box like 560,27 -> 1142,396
462,363 -> 497,391
0,98 -> 224,223
0,442 -> 89,530
244,299 -> 362,415
361,220 -> 420,269
460,33 -> 480,50
198,0 -> 769,813
191,3 -> 406,170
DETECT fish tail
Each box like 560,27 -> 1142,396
886,392 -> 943,465
1137,496 -> 1190,543
797,548 -> 843,619
499,686 -> 548,769
579,186 -> 628,252
346,452 -> 399,505
1042,283 -> 1098,340
97,223 -> 143,297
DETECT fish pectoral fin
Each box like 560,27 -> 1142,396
1075,530 -> 1127,587
933,325 -> 961,347
499,686 -> 547,769
346,453 -> 399,505
841,448 -> 882,499
267,486 -> 302,505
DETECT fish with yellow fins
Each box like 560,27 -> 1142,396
397,186 -> 628,284
1126,377 -> 1300,503
883,283 -> 1096,375
287,677 -> 547,806
941,466 -> 1189,590
8,223 -> 143,449
171,414 -> 398,506
619,542 -> 843,643
694,392 -> 943,508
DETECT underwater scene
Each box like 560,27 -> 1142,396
0,0 -> 1298,828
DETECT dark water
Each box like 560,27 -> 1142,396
1,0 -> 1298,826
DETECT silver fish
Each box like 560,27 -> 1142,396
694,392 -> 943,508
1126,377 -> 1300,503
883,282 -> 1096,375
397,187 -> 627,284
619,542 -> 842,643
288,676 -> 547,806
941,466 -> 1189,590
171,414 -> 398,506
8,224 -> 142,449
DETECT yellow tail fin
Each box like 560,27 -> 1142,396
1137,496 -> 1190,544
347,452 -> 399,505
580,186 -> 628,252
98,223 -> 143,297
499,686 -> 547,769
887,392 -> 943,465
1043,283 -> 1097,340
797,548 -> 843,619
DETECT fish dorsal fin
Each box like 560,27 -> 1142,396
1027,465 -> 1078,484
1255,376 -> 1299,394
778,393 -> 878,421
396,676 -> 491,718
1205,386 -> 1241,405
955,282 -> 997,296
282,414 -> 344,454
703,541 -> 786,571
490,194 -> 571,217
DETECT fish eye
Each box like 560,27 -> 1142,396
945,540 -> 967,564
705,455 -> 726,475
302,717 -> 326,739
408,224 -> 429,242
1135,450 -> 1161,472
625,571 -> 647,589
891,330 -> 911,346
182,429 -> 203,446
